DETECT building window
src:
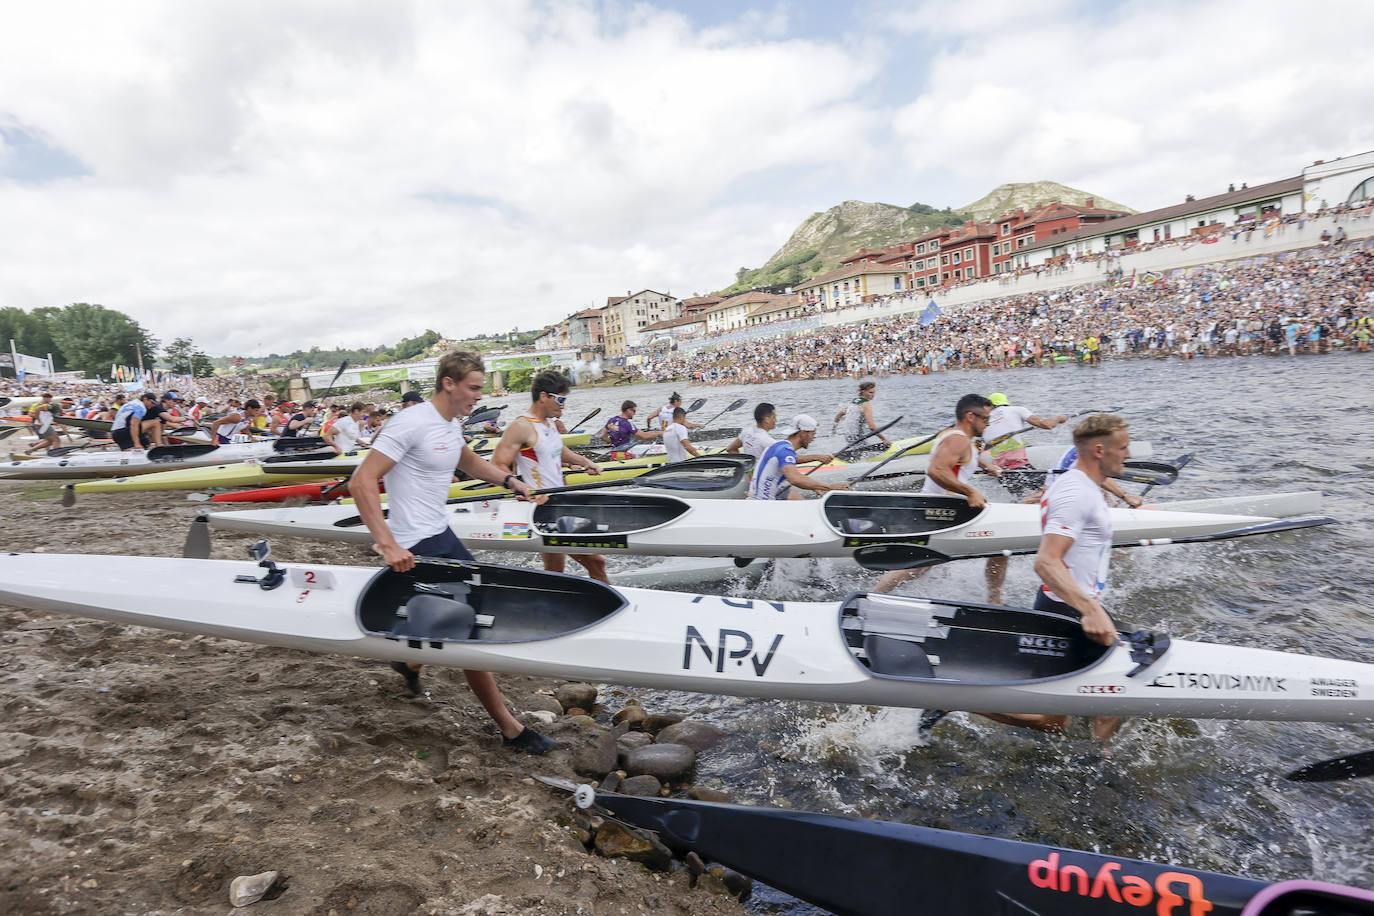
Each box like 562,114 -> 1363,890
1163,225 -> 1172,239
952,252 -> 961,265
965,267 -> 974,279
1001,223 -> 1010,235
1348,177 -> 1374,202
894,277 -> 902,290
941,255 -> 949,266
931,241 -> 939,250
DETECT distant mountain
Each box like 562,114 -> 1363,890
960,181 -> 1135,222
718,182 -> 1133,295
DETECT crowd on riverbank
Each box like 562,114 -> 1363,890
627,244 -> 1374,384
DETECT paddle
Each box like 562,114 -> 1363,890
849,426 -> 944,484
852,515 -> 1337,571
567,406 -> 602,433
804,416 -> 904,476
446,455 -> 750,505
317,359 -> 350,399
332,456 -> 754,527
982,405 -> 1124,451
645,397 -> 706,431
461,407 -> 504,429
0,427 -> 17,443
1140,453 -> 1192,499
991,457 -> 1188,488
1287,749 -> 1374,782
696,398 -> 746,429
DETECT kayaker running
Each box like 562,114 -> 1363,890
747,414 -> 847,501
598,400 -> 660,459
981,392 -> 1067,603
492,369 -> 609,584
349,350 -> 556,755
651,392 -> 702,431
873,394 -> 1001,594
969,412 -> 1130,744
832,381 -> 891,448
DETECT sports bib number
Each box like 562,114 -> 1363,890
289,568 -> 336,590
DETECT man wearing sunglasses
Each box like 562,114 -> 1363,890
872,393 -> 1001,594
492,370 -> 609,583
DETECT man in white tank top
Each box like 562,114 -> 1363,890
491,370 -> 609,583
872,394 -> 1001,594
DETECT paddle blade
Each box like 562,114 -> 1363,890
1113,460 -> 1179,487
687,397 -> 706,412
60,484 -> 76,508
183,514 -> 212,559
1286,749 -> 1374,782
853,543 -> 953,571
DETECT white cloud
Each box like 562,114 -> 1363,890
0,0 -> 879,355
892,0 -> 1374,211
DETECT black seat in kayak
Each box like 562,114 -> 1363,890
390,595 -> 476,642
862,635 -> 935,678
554,516 -> 596,534
839,518 -> 883,536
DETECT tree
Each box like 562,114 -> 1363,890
163,337 -> 216,378
0,307 -> 64,370
47,303 -> 159,377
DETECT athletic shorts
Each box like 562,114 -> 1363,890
111,427 -> 152,450
1033,591 -> 1079,617
408,527 -> 474,562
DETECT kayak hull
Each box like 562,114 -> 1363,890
0,553 -> 1369,722
3,440 -> 331,481
206,490 -> 1293,559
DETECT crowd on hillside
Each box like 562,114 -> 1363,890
626,243 -> 1374,384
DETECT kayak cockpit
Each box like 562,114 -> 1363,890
822,493 -> 984,541
842,593 -> 1112,684
357,559 -> 625,645
531,493 -> 690,536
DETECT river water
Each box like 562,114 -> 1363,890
551,352 -> 1374,909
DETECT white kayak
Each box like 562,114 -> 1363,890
0,553 -> 1369,723
0,437 -> 332,480
204,488 -> 1319,561
606,491 -> 1327,587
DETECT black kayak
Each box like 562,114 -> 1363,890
545,783 -> 1374,916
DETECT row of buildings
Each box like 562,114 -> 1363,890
533,150 -> 1374,357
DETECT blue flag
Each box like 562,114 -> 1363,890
919,300 -> 942,326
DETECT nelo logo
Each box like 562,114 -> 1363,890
1019,636 -> 1071,650
1029,852 -> 1213,915
1077,684 -> 1125,694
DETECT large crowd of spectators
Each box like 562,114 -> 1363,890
627,242 -> 1374,385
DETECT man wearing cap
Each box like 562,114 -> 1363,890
400,390 -> 424,409
110,392 -> 159,450
279,401 -> 318,439
747,415 -> 849,500
983,393 -> 1066,482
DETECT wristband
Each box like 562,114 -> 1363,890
503,474 -> 518,491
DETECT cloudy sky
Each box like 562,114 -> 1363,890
2,0 -> 1372,357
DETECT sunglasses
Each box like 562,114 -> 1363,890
970,411 -> 991,421
550,394 -> 567,405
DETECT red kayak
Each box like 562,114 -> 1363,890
211,480 -> 353,503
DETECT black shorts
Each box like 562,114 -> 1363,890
409,527 -> 474,562
111,427 -> 152,450
1033,591 -> 1079,618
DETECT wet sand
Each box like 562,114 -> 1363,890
0,481 -> 747,915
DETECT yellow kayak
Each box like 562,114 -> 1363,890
72,452 -> 371,494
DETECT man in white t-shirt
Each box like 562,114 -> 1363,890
726,402 -> 779,460
323,401 -> 370,454
662,407 -> 701,464
350,351 -> 556,755
965,413 -> 1129,743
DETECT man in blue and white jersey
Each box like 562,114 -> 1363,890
747,414 -> 848,500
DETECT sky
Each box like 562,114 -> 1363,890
2,0 -> 1372,358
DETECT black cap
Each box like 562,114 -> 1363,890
142,391 -> 158,400
401,391 -> 424,403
